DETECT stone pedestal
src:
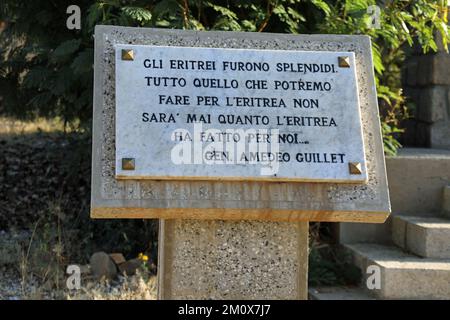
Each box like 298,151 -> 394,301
91,27 -> 390,299
157,220 -> 309,300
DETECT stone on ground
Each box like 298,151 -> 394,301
89,252 -> 117,280
109,253 -> 126,265
118,258 -> 142,276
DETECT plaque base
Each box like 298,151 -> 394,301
157,219 -> 309,299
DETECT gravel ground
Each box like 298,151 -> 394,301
0,266 -> 157,300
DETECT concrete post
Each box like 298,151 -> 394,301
158,220 -> 309,300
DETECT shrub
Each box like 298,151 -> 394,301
0,1 -> 448,150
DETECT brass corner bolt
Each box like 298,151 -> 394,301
338,56 -> 350,68
349,162 -> 362,175
122,158 -> 135,170
121,49 -> 134,61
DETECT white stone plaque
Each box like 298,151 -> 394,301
115,44 -> 367,182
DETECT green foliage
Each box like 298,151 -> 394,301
312,0 -> 449,155
0,0 -> 449,153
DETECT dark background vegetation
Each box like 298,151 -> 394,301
0,0 -> 448,285
0,132 -> 158,264
1,0 -> 448,152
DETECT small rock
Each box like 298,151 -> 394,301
109,253 -> 126,265
118,258 -> 142,276
89,252 -> 117,280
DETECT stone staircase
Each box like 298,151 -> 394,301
310,185 -> 450,300
392,215 -> 450,258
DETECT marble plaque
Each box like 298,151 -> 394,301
91,26 -> 390,223
115,45 -> 367,182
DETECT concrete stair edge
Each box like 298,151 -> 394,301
308,286 -> 375,300
392,215 -> 450,259
344,243 -> 450,300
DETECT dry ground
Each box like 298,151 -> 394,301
0,117 -> 158,300
0,266 -> 157,300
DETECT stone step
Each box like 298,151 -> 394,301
345,243 -> 450,299
392,215 -> 450,258
309,286 -> 375,300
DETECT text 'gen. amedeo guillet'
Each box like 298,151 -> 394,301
114,45 -> 367,183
